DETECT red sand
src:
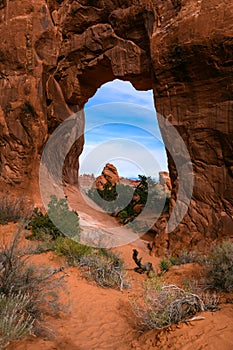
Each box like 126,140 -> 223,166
2,186 -> 233,350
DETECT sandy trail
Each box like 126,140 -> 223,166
5,228 -> 233,350
8,262 -> 138,350
66,186 -> 142,248
3,186 -> 233,350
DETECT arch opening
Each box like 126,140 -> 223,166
79,79 -> 168,180
75,79 -> 171,241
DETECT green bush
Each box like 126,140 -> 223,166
169,256 -> 179,266
97,181 -> 118,202
87,175 -> 171,224
119,210 -> 129,219
159,259 -> 171,273
27,195 -> 80,241
87,183 -> 133,214
54,237 -> 93,265
206,241 -> 233,292
47,195 -> 80,240
27,209 -> 61,241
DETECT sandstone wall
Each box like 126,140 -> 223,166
0,0 -> 232,251
151,0 -> 233,251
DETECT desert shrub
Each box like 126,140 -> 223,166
181,280 -> 219,312
79,250 -> 128,290
169,250 -> 198,265
0,229 -> 65,347
27,209 -> 61,241
28,195 -> 80,241
119,210 -> 129,220
0,195 -> 31,225
87,183 -> 133,214
131,279 -> 208,330
87,175 -> 171,225
117,175 -> 148,223
47,195 -> 80,240
52,236 -> 128,290
54,237 -> 93,265
97,181 -> 118,202
206,240 -> 233,292
199,291 -> 219,311
0,290 -> 34,349
159,259 -> 171,273
169,256 -> 179,266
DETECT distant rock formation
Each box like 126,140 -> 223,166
159,171 -> 172,191
95,163 -> 119,192
78,174 -> 96,191
119,177 -> 140,188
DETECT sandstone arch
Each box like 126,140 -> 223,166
0,0 -> 232,252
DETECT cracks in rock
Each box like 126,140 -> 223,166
108,4 -> 151,50
59,21 -> 150,72
55,0 -> 152,55
0,0 -> 6,10
170,0 -> 182,11
44,0 -> 153,100
59,1 -> 109,35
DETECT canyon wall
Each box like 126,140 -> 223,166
151,0 -> 233,251
0,0 -> 232,252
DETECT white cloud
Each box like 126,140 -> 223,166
86,79 -> 154,109
80,138 -> 167,178
80,79 -> 168,178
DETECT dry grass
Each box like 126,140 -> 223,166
131,278 -> 219,330
0,195 -> 32,225
0,228 -> 65,348
79,251 -> 128,290
0,290 -> 34,349
205,240 -> 233,292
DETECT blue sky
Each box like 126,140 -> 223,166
79,79 -> 168,179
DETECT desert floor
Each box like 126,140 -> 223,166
2,186 -> 233,350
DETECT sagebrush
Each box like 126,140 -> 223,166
0,229 -> 65,348
169,250 -> 199,265
131,278 -> 218,330
80,249 -> 128,290
0,195 -> 31,225
0,290 -> 34,349
53,237 -> 128,290
206,240 -> 233,292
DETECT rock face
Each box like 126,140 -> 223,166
0,0 -> 232,252
151,0 -> 233,252
159,171 -> 171,191
95,163 -> 119,192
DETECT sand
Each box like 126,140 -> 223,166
2,186 -> 233,350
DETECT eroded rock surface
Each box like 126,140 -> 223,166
151,0 -> 233,252
0,0 -> 232,252
95,163 -> 119,192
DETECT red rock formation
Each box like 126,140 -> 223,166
78,173 -> 95,190
95,163 -> 119,192
159,171 -> 171,191
151,0 -> 233,252
0,0 -> 232,252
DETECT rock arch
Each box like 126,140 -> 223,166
0,0 -> 232,252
